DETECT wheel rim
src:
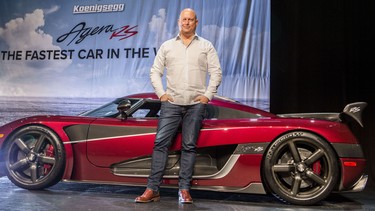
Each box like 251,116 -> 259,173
270,137 -> 335,199
7,131 -> 57,185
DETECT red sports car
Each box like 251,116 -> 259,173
0,93 -> 368,205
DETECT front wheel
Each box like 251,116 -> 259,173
4,125 -> 65,190
263,131 -> 339,205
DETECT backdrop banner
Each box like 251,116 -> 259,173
0,0 -> 270,124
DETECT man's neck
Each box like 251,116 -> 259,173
180,32 -> 195,46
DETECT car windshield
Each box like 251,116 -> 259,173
80,98 -> 161,118
80,99 -> 122,118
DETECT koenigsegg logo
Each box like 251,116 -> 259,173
253,146 -> 264,152
236,144 -> 266,154
349,106 -> 361,113
242,146 -> 264,153
73,4 -> 125,14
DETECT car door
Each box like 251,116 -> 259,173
86,100 -> 160,167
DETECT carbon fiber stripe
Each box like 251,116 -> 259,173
64,124 -> 90,142
87,125 -> 156,140
331,143 -> 365,158
64,124 -> 156,142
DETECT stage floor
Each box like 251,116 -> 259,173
1,176 -> 374,211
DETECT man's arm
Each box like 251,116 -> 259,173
150,46 -> 166,99
204,45 -> 222,100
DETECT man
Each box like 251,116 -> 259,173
135,8 -> 222,204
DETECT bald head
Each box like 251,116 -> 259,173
179,8 -> 197,20
178,8 -> 198,38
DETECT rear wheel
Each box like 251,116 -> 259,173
4,125 -> 65,190
263,131 -> 339,205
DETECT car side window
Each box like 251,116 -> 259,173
127,100 -> 259,119
130,101 -> 161,118
205,104 -> 261,119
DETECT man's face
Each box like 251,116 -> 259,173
178,10 -> 198,36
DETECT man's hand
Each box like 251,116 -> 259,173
160,94 -> 174,102
194,95 -> 209,104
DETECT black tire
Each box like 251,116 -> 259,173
4,125 -> 65,190
263,131 -> 339,205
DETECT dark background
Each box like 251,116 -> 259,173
270,0 -> 374,186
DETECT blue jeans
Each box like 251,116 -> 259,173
147,101 -> 206,191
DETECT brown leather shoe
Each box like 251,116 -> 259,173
135,188 -> 160,203
178,189 -> 193,204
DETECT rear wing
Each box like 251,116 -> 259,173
278,102 -> 367,127
340,102 -> 367,127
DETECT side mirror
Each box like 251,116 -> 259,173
117,100 -> 132,120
